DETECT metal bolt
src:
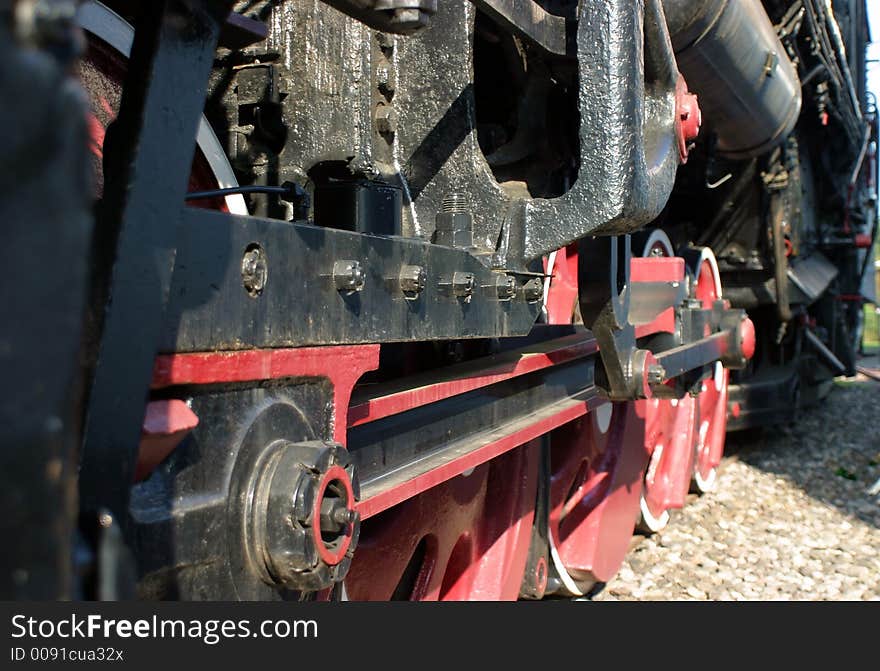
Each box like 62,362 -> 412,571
523,278 -> 544,303
389,8 -> 429,31
377,64 -> 395,97
320,498 -> 358,532
441,192 -> 468,214
399,264 -> 427,295
647,364 -> 666,386
375,105 -> 397,134
333,260 -> 366,293
495,274 -> 517,300
452,272 -> 475,299
434,192 -> 473,248
376,32 -> 394,50
241,245 -> 268,297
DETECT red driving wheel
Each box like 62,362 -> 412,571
691,251 -> 729,492
547,403 -> 648,594
344,444 -> 539,600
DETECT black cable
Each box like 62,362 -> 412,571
185,185 -> 290,201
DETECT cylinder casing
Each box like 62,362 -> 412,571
663,0 -> 802,159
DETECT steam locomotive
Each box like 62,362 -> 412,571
1,0 -> 874,600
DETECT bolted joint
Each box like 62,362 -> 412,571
375,104 -> 397,135
433,192 -> 473,248
241,245 -> 268,297
399,264 -> 427,296
675,75 -> 702,164
333,260 -> 366,293
523,278 -> 544,303
249,440 -> 360,592
452,272 -> 475,300
647,363 -> 666,387
627,348 -> 662,400
386,2 -> 437,34
376,64 -> 395,97
493,274 -> 517,301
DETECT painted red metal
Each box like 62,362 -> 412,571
135,400 -> 199,482
312,464 -> 357,566
641,395 -> 697,519
855,234 -> 872,249
675,75 -> 702,163
740,316 -> 756,360
345,444 -> 538,600
630,256 -> 685,283
152,346 -> 379,443
548,403 -> 648,586
694,365 -> 729,483
692,257 -> 729,487
348,334 -> 596,427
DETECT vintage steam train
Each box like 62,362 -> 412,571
1,0 -> 875,600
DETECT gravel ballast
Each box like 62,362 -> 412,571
592,371 -> 880,601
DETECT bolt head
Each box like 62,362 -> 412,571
376,64 -> 395,96
375,105 -> 397,134
523,278 -> 543,303
400,264 -> 427,295
333,260 -> 365,293
389,8 -> 430,32
647,364 -> 667,387
376,32 -> 394,49
495,274 -> 517,300
241,245 -> 268,297
452,272 -> 475,299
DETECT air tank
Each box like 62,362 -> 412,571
662,0 -> 802,159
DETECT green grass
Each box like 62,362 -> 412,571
864,304 -> 880,351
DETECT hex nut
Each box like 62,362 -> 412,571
452,272 -> 475,299
241,244 -> 268,297
495,274 -> 517,301
400,265 -> 427,295
333,260 -> 366,293
375,105 -> 398,134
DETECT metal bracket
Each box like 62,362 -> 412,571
79,0 -> 234,524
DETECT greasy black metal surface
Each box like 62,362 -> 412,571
227,0 -> 681,267
160,208 -> 542,351
320,0 -> 437,35
519,436 -> 550,600
79,0 -> 233,523
348,350 -> 600,500
578,235 -> 642,399
0,23 -> 92,600
469,0 -> 570,57
219,11 -> 267,49
314,180 -> 403,236
727,365 -> 800,432
246,440 -> 360,591
521,0 -> 682,257
132,384 -> 331,600
661,0 -> 802,158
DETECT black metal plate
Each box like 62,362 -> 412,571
160,208 -> 542,351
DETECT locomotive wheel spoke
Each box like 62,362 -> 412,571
547,402 -> 648,594
690,251 -> 729,493
344,444 -> 538,601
